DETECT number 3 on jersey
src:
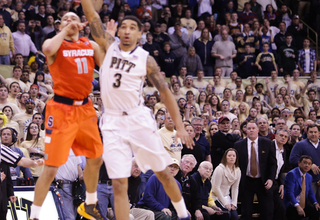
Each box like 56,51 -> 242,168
75,58 -> 88,74
113,73 -> 122,88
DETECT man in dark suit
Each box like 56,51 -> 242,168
211,116 -> 241,170
234,120 -> 277,220
272,129 -> 290,220
284,155 -> 320,220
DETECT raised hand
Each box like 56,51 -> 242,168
106,19 -> 118,38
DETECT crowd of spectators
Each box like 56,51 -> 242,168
1,0 -> 320,219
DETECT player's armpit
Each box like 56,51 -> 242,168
147,55 -> 167,93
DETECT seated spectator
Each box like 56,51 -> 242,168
258,118 -> 275,140
175,154 -> 209,219
287,15 -> 306,50
7,82 -> 20,106
180,76 -> 199,99
179,47 -> 203,76
238,2 -> 258,25
191,117 -> 211,162
255,43 -> 277,76
298,38 -> 317,76
284,155 -> 320,220
0,85 -> 20,116
6,66 -> 28,93
191,161 -> 222,217
2,106 -> 19,133
137,158 -> 182,220
221,100 -> 237,122
193,70 -> 208,93
211,148 -> 241,220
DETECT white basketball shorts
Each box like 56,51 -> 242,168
100,106 -> 172,179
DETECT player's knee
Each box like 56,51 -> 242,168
43,165 -> 59,178
112,179 -> 127,195
86,156 -> 103,168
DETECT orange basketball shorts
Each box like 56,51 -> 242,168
44,99 -> 103,167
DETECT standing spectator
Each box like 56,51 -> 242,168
284,155 -> 320,220
263,4 -> 278,26
238,44 -> 257,78
159,42 -> 177,78
298,38 -> 317,76
180,9 -> 196,38
169,22 -> 188,64
290,124 -> 320,203
143,33 -> 162,64
27,20 -> 44,51
179,47 -> 203,76
228,12 -> 243,41
193,28 -> 214,76
234,121 -> 277,220
189,20 -> 212,47
35,4 -> 47,28
211,148 -> 241,220
250,0 -> 263,22
278,33 -> 298,75
0,14 -> 14,65
12,11 -> 27,32
46,19 -> 60,39
272,129 -> 289,220
211,116 -> 241,170
214,25 -> 234,42
197,0 -> 214,18
287,15 -> 307,50
274,22 -> 287,50
238,2 -> 258,25
211,30 -> 237,77
54,149 -> 84,220
12,21 -> 39,65
175,154 -> 209,220
42,15 -> 54,37
153,23 -> 170,51
157,6 -> 175,29
276,4 -> 292,29
0,0 -> 12,28
236,23 -> 259,54
255,43 -> 277,76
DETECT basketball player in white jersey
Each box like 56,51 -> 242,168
80,0 -> 194,220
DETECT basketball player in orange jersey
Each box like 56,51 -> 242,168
30,12 -> 106,220
81,0 -> 194,219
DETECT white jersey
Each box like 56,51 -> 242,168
100,41 -> 149,110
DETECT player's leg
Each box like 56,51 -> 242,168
154,168 -> 189,219
83,157 -> 103,198
30,165 -> 58,219
112,178 -> 130,220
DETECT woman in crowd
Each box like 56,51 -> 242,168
211,148 -> 241,220
243,85 -> 255,107
208,94 -> 221,115
186,91 -> 201,116
33,72 -> 53,96
264,4 -> 278,26
197,91 -> 207,113
206,121 -> 219,148
254,101 -> 268,120
238,103 -> 248,124
206,84 -> 213,96
20,122 -> 45,181
230,118 -> 240,132
2,106 -> 19,134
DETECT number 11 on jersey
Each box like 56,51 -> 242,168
75,58 -> 88,74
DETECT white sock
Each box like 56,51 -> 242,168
30,204 -> 42,219
172,199 -> 189,218
85,191 -> 97,204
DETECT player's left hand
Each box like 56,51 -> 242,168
106,19 -> 118,38
175,129 -> 194,149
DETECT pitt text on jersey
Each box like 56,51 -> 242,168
110,57 -> 136,73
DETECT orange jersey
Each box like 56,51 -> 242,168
48,37 -> 95,100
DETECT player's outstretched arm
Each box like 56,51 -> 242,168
81,0 -> 115,52
17,157 -> 44,168
147,55 -> 194,149
42,22 -> 87,58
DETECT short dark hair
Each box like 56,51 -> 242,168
118,15 -> 142,31
285,32 -> 293,38
255,83 -> 263,89
307,89 -> 316,95
13,66 -> 22,72
0,85 -> 9,92
295,116 -> 305,123
307,124 -> 320,132
9,82 -> 20,89
299,155 -> 313,163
